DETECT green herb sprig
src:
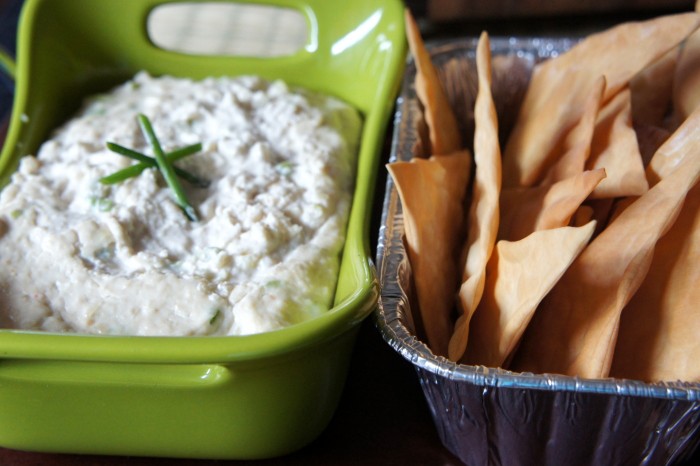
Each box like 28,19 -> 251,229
138,114 -> 199,221
101,114 -> 206,221
101,142 -> 207,187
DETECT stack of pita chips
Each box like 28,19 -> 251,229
388,8 -> 700,383
387,10 -> 471,357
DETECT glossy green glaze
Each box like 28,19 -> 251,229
0,0 -> 406,458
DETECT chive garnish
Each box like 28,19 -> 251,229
100,142 -> 208,187
209,309 -> 222,325
137,114 -> 199,222
99,115 -> 207,221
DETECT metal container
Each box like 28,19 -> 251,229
376,37 -> 700,466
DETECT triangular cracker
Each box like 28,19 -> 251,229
387,150 -> 472,356
448,32 -> 501,361
404,8 -> 462,155
611,183 -> 699,382
463,222 -> 596,368
499,169 -> 606,242
510,119 -> 700,378
503,12 -> 700,188
588,88 -> 649,198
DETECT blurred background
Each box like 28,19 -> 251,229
1,0 -> 696,128
0,0 -> 20,142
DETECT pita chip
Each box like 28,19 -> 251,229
498,168 -> 606,242
634,123 -> 671,167
610,183 -> 700,382
509,128 -> 700,378
630,46 -> 678,127
463,222 -> 596,368
404,8 -> 462,155
587,88 -> 649,198
387,150 -> 472,356
539,76 -> 605,185
503,12 -> 700,188
609,107 -> 700,381
673,27 -> 700,122
572,205 -> 595,227
448,32 -> 501,362
647,104 -> 700,186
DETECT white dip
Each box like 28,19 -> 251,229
0,72 -> 362,336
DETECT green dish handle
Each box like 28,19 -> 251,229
0,359 -> 232,388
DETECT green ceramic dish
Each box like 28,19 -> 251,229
0,0 -> 405,459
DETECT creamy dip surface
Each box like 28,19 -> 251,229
0,72 -> 362,336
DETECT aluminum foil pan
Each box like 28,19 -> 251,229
375,36 -> 700,466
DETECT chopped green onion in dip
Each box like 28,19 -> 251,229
0,72 -> 362,336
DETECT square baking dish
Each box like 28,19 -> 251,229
376,36 -> 700,466
0,0 -> 406,459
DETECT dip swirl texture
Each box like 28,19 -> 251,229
0,72 -> 362,336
